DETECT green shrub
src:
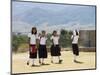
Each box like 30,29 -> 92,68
12,34 -> 28,52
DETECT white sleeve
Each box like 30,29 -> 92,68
73,30 -> 76,36
71,35 -> 73,39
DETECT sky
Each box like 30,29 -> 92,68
12,1 -> 95,14
12,1 -> 96,33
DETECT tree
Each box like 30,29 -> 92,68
59,29 -> 72,48
46,33 -> 52,47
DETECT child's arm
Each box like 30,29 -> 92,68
71,35 -> 74,40
50,36 -> 54,45
28,38 -> 31,52
36,39 -> 40,49
36,35 -> 40,49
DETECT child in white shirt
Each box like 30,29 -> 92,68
38,30 -> 48,65
27,27 -> 38,66
50,30 -> 62,64
71,30 -> 79,62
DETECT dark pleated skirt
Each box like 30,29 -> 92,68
29,52 -> 37,58
50,45 -> 61,56
38,45 -> 47,58
72,44 -> 79,56
29,45 -> 37,58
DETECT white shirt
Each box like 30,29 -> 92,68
73,30 -> 79,36
51,36 -> 59,45
28,33 -> 38,45
71,35 -> 79,44
39,36 -> 47,45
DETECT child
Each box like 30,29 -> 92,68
50,30 -> 62,64
38,30 -> 48,65
71,30 -> 79,62
27,27 -> 38,66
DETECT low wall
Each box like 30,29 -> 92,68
79,47 -> 96,52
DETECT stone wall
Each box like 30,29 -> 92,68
79,30 -> 96,47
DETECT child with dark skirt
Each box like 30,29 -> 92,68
50,30 -> 63,64
27,27 -> 38,67
38,30 -> 48,65
71,30 -> 79,63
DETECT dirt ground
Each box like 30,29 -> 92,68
12,51 -> 96,74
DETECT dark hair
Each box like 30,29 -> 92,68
52,30 -> 57,35
31,27 -> 37,34
42,30 -> 46,33
75,30 -> 79,35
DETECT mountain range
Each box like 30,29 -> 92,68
12,1 -> 96,32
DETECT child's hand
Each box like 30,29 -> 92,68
29,47 -> 33,53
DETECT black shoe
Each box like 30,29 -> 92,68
74,60 -> 79,63
41,63 -> 45,65
39,60 -> 41,64
27,62 -> 29,65
31,64 -> 40,67
59,60 -> 63,64
40,62 -> 50,65
74,60 -> 76,62
31,64 -> 35,67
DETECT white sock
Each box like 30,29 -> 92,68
27,58 -> 31,63
32,59 -> 35,65
42,59 -> 44,63
59,56 -> 62,60
51,56 -> 53,61
74,55 -> 77,61
39,58 -> 42,63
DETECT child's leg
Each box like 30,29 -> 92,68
39,58 -> 43,64
41,58 -> 44,64
74,54 -> 76,61
51,56 -> 53,63
58,56 -> 63,64
58,56 -> 61,60
27,51 -> 31,65
39,58 -> 41,64
73,54 -> 79,62
27,58 -> 31,65
32,59 -> 35,66
39,58 -> 45,65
